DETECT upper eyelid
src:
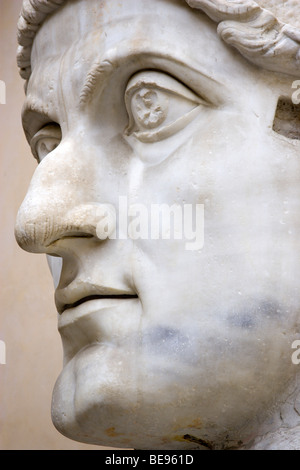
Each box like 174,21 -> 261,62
125,70 -> 206,105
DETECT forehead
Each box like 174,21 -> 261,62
31,0 -> 219,66
29,0 -> 245,90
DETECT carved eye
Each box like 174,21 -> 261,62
31,123 -> 62,163
124,71 -> 205,143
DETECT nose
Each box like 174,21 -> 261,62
15,202 -> 116,253
15,139 -> 116,254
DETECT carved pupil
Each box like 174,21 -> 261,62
133,88 -> 168,129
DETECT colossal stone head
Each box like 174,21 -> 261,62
15,0 -> 300,450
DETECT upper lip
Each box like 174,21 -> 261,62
55,283 -> 138,314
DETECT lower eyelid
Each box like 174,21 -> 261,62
132,105 -> 201,143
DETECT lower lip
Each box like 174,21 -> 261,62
58,297 -> 140,329
58,297 -> 142,363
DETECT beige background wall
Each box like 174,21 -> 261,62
0,0 -> 109,450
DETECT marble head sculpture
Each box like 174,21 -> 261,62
15,0 -> 300,450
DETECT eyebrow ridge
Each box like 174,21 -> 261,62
22,95 -> 55,143
22,49 -> 225,141
79,49 -> 222,109
79,59 -> 114,106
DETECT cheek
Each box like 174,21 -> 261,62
134,111 -> 268,207
128,123 -> 300,335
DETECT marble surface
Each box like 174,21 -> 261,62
15,0 -> 300,450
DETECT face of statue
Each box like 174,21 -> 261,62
15,0 -> 300,450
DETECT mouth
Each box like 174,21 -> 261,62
61,294 -> 139,313
55,282 -> 139,314
57,290 -> 142,363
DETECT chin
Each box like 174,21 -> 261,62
50,337 -> 297,450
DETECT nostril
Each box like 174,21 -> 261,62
46,233 -> 94,246
65,204 -> 116,242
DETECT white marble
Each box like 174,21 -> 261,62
15,0 -> 300,450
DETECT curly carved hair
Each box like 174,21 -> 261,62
17,0 -> 300,84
